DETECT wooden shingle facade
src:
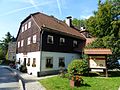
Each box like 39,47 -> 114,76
16,12 -> 86,76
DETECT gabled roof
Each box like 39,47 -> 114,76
31,12 -> 86,40
84,48 -> 112,55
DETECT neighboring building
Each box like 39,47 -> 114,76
16,12 -> 86,76
8,42 -> 16,61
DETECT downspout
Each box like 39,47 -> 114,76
31,15 -> 43,76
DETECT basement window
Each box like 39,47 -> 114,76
46,57 -> 53,68
47,35 -> 53,44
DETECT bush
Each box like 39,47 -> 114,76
68,59 -> 88,76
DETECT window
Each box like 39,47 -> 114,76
25,24 -> 27,30
46,57 -> 53,68
18,41 -> 20,48
19,58 -> 20,64
33,35 -> 36,43
22,26 -> 24,32
59,57 -> 65,67
28,21 -> 31,29
21,40 -> 24,47
32,58 -> 36,67
27,58 -> 30,66
47,35 -> 53,44
27,37 -> 31,45
60,38 -> 65,45
73,40 -> 78,47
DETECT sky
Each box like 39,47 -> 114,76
0,0 -> 99,40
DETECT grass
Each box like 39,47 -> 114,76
39,72 -> 120,90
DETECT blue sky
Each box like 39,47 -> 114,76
0,0 -> 99,40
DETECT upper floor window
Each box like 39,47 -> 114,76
28,21 -> 31,29
18,41 -> 20,48
46,57 -> 53,68
25,24 -> 27,30
21,26 -> 24,32
60,38 -> 65,45
33,35 -> 36,43
73,40 -> 78,47
47,35 -> 53,44
27,37 -> 31,45
21,40 -> 24,47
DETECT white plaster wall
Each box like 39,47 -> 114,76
41,51 -> 81,71
16,51 -> 41,76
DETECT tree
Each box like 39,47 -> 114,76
0,32 -> 15,60
72,18 -> 86,29
86,0 -> 120,68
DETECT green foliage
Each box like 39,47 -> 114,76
86,0 -> 120,65
40,75 -> 120,90
68,59 -> 88,76
72,18 -> 86,29
0,32 -> 15,60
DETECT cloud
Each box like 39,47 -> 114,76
80,14 -> 93,19
0,1 -> 54,17
28,0 -> 39,10
56,0 -> 62,16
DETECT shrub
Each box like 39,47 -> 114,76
68,59 -> 88,76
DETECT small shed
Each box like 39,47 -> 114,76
84,48 -> 112,77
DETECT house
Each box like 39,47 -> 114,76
16,12 -> 86,76
8,42 -> 16,61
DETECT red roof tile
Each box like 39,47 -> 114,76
84,48 -> 112,55
32,12 -> 86,40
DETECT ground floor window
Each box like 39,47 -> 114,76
32,58 -> 36,67
27,58 -> 30,66
46,57 -> 53,68
59,57 -> 65,67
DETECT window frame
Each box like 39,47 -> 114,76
27,37 -> 31,45
59,57 -> 65,67
60,37 -> 65,45
21,40 -> 24,47
73,40 -> 78,47
33,35 -> 37,43
47,35 -> 53,44
32,58 -> 36,67
18,41 -> 20,48
25,24 -> 27,30
28,21 -> 31,29
46,57 -> 53,68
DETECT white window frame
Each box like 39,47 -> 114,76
18,41 -> 20,48
27,37 -> 31,45
21,40 -> 24,47
28,21 -> 31,29
73,40 -> 78,47
22,26 -> 24,32
25,24 -> 27,30
60,38 -> 65,45
33,35 -> 37,43
47,35 -> 53,44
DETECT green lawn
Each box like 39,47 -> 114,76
39,75 -> 120,90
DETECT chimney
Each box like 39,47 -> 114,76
65,16 -> 72,27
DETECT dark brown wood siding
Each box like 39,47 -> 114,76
16,18 -> 40,54
42,30 -> 85,53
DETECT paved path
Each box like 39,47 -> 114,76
0,66 -> 20,90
